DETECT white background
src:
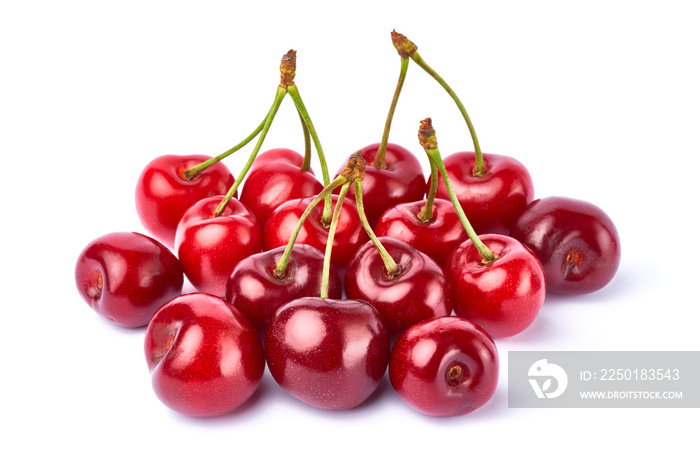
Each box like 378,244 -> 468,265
2,1 -> 698,464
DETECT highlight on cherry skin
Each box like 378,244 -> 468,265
389,316 -> 499,416
75,232 -> 184,328
510,196 -> 621,295
135,154 -> 236,248
144,293 -> 265,417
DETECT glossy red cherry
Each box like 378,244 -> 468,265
389,316 -> 499,416
265,297 -> 390,409
175,196 -> 262,297
431,152 -> 534,235
335,143 -> 425,226
75,232 -> 183,328
135,154 -> 235,248
262,194 -> 368,266
144,293 -> 265,417
240,148 -> 322,227
225,244 -> 342,331
374,198 -> 469,266
510,196 -> 621,294
445,234 -> 545,338
344,237 -> 453,334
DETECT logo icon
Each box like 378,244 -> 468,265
528,359 -> 568,399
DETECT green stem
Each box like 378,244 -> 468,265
320,182 -> 350,299
183,120 -> 265,180
417,157 -> 439,223
354,180 -> 400,276
273,176 -> 348,278
286,83 -> 332,225
375,57 -> 409,169
411,51 -> 485,176
297,107 -> 312,172
214,85 -> 287,217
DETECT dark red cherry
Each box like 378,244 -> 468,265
344,237 -> 453,334
510,196 -> 621,294
265,297 -> 390,410
145,293 -> 265,417
225,244 -> 342,331
374,198 -> 469,266
335,143 -> 425,226
389,316 -> 499,416
445,234 -> 545,338
75,232 -> 184,328
262,194 -> 368,266
431,151 -> 534,235
135,154 -> 235,248
240,148 -> 322,227
175,196 -> 262,297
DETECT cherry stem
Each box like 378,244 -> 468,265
418,118 -> 495,263
273,175 -> 348,278
418,157 -> 439,223
286,83 -> 332,225
214,85 -> 287,217
375,56 -> 409,169
410,50 -> 485,176
298,107 -> 312,172
182,120 -> 265,180
320,182 -> 350,299
353,180 -> 401,277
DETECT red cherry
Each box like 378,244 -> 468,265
344,237 -> 453,334
389,316 -> 499,416
144,293 -> 264,417
262,194 -> 368,266
374,198 -> 469,266
510,196 -> 621,294
335,143 -> 425,226
225,244 -> 342,331
431,151 -> 534,234
75,232 -> 183,328
135,154 -> 235,248
175,196 -> 262,297
445,234 -> 545,338
265,297 -> 390,409
240,148 -> 322,226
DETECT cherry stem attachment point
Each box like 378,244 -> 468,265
287,83 -> 332,225
214,85 -> 287,217
408,46 -> 484,176
418,118 -> 495,263
182,120 -> 265,180
418,157 -> 439,223
320,182 -> 350,299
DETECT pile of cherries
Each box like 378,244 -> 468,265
75,32 -> 621,418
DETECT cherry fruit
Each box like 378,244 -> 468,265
240,148 -> 322,227
335,143 -> 425,227
265,297 -> 390,409
225,244 -> 342,331
389,316 -> 499,416
75,232 -> 184,328
135,154 -> 235,248
431,151 -> 534,235
445,234 -> 546,338
175,196 -> 262,297
263,194 -> 367,266
144,293 -> 265,417
510,196 -> 621,294
345,236 -> 453,334
374,198 -> 468,267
